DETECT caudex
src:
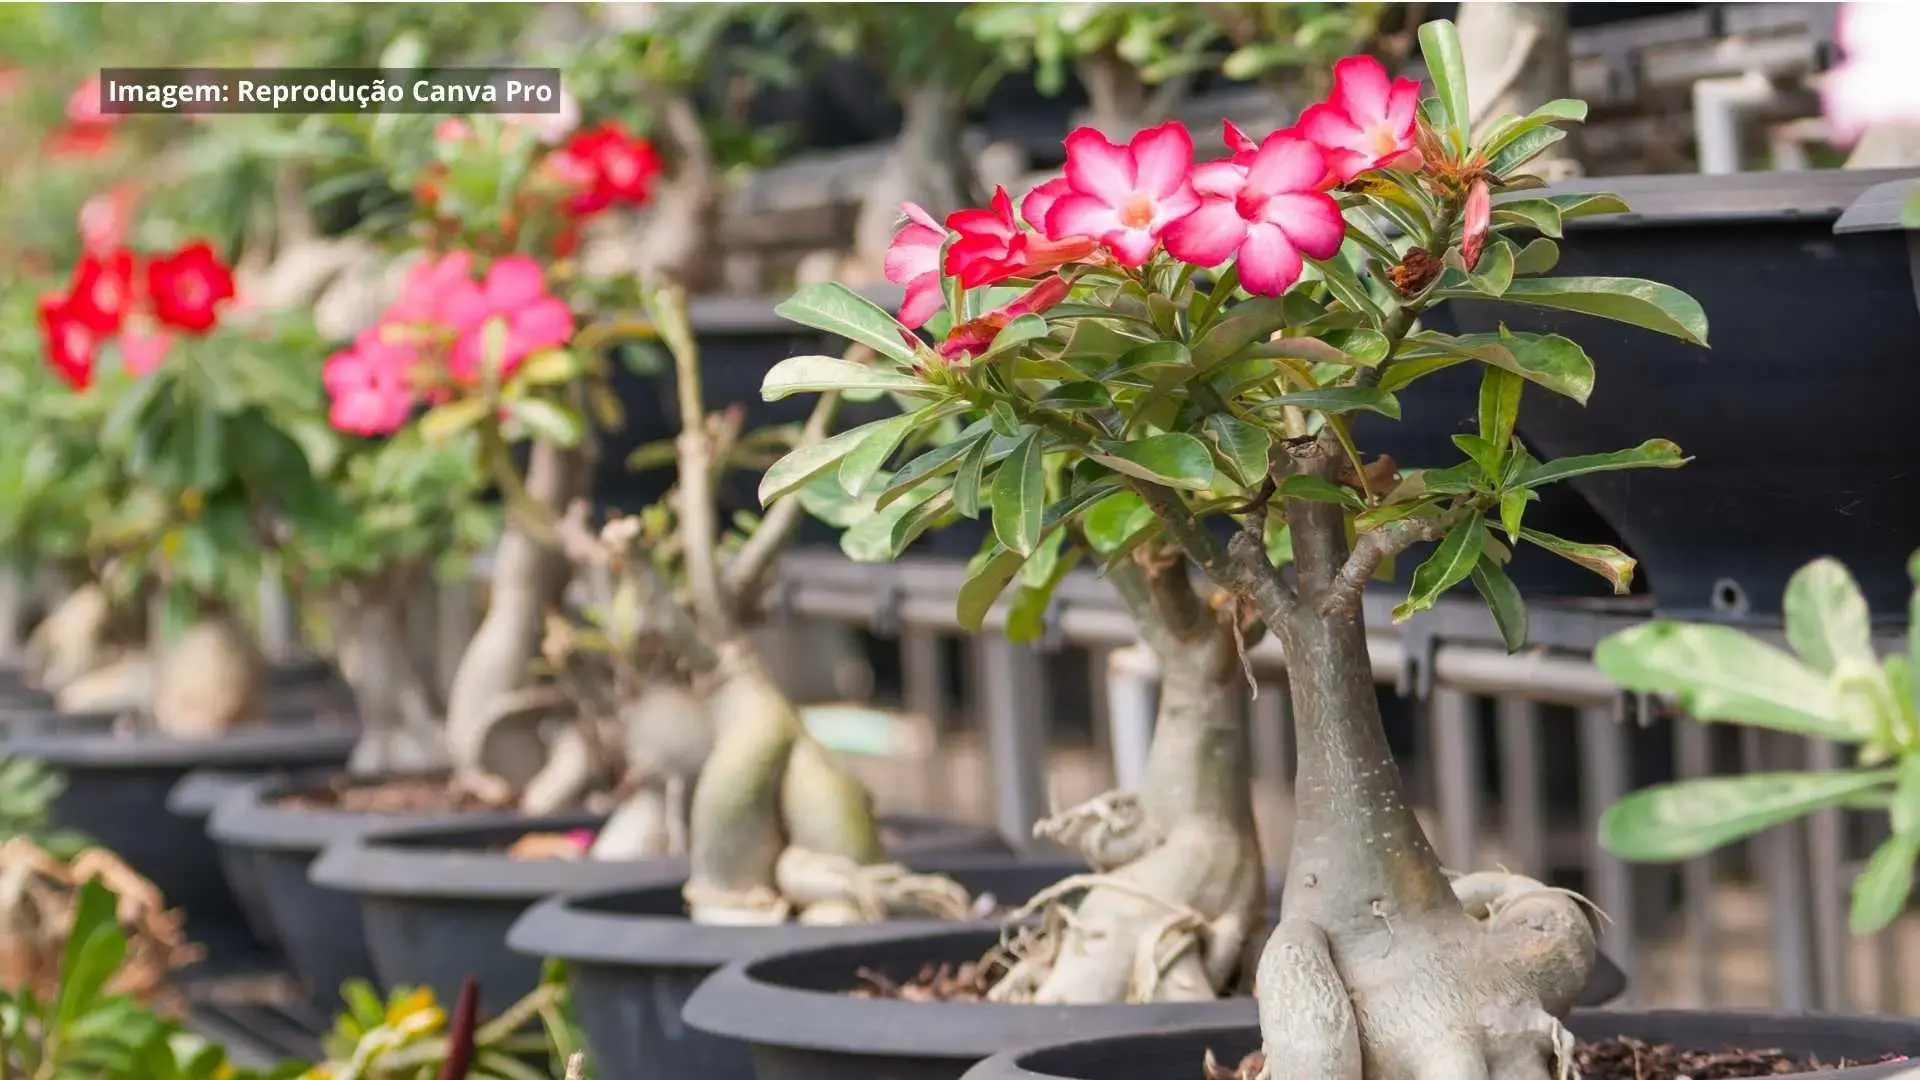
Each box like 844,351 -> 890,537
767,19 -> 1708,1076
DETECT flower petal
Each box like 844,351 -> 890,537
1247,135 -> 1329,195
1237,223 -> 1304,297
1385,79 -> 1422,133
1162,199 -> 1248,267
485,256 -> 549,309
1103,227 -> 1160,268
901,201 -> 944,234
897,274 -> 944,330
1020,178 -> 1073,235
1264,193 -> 1346,260
1129,121 -> 1195,198
1223,119 -> 1259,156
1148,183 -> 1201,228
1295,103 -> 1365,156
1189,160 -> 1249,199
1063,127 -> 1135,204
1329,55 -> 1392,121
1046,192 -> 1124,243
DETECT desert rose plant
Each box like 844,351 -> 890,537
765,19 -> 1711,1074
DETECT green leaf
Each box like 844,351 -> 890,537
876,422 -> 991,507
1479,277 -> 1710,347
957,546 -> 1028,631
1257,387 -> 1402,419
1520,527 -> 1637,593
759,420 -> 883,505
1470,553 -> 1528,652
1850,833 -> 1920,934
1007,544 -> 1083,645
419,396 -> 491,443
1478,99 -> 1589,160
1477,366 -> 1523,457
1600,770 -> 1896,862
1415,330 -> 1595,404
1395,516 -> 1486,620
1467,239 -> 1517,296
1499,488 -> 1531,541
1100,340 -> 1191,383
1192,297 -> 1288,367
1491,198 -> 1565,238
1594,621 -> 1864,741
1513,439 -> 1688,489
774,283 -> 920,365
1204,415 -> 1273,488
1489,127 -> 1568,178
1248,333 -> 1388,369
1417,19 -> 1470,142
1040,382 -> 1113,410
761,354 -> 929,401
984,314 -> 1052,358
991,434 -> 1045,556
1544,192 -> 1633,221
836,411 -> 921,497
1082,490 -> 1153,556
1279,475 -> 1365,510
508,398 -> 584,447
57,880 -> 127,1032
1783,557 -> 1876,675
952,435 -> 993,518
1090,434 -> 1215,491
1511,237 -> 1560,276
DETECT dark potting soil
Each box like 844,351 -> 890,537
271,774 -> 507,814
1204,1043 -> 1911,1080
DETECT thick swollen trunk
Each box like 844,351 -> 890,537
630,94 -> 724,294
150,610 -> 262,738
336,589 -> 448,776
443,442 -> 583,793
1457,2 -> 1579,179
988,559 -> 1264,1004
680,638 -> 968,925
852,85 -> 972,279
1249,472 -> 1595,1080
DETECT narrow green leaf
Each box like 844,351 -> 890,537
1100,340 -> 1191,383
1414,330 -> 1595,404
1091,434 -> 1215,491
1499,488 -> 1531,542
759,421 -> 883,505
1248,333 -> 1387,369
1511,237 -> 1560,276
1417,19 -> 1470,141
1513,439 -> 1688,489
840,484 -> 943,562
1204,415 -> 1273,488
1479,277 -> 1710,347
991,434 -> 1045,555
957,546 -> 1029,631
761,354 -> 929,401
1600,770 -> 1896,862
876,421 -> 990,507
1060,318 -> 1155,373
1783,557 -> 1876,675
989,402 -> 1022,437
1491,198 -> 1565,238
1256,387 -> 1402,419
1478,99 -> 1589,160
1395,516 -> 1487,620
1477,366 -> 1523,456
1192,297 -> 1289,367
836,411 -> 921,497
952,435 -> 993,518
1850,833 -> 1920,934
1521,527 -> 1637,593
1594,621 -> 1864,741
984,314 -> 1052,358
1452,434 -> 1503,481
1040,382 -> 1113,410
1007,543 -> 1082,644
1470,553 -> 1529,652
1489,127 -> 1568,178
1082,490 -> 1154,556
774,283 -> 919,365
1279,474 -> 1366,510
1544,192 -> 1632,220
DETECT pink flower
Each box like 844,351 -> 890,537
1162,132 -> 1346,297
1046,122 -> 1201,266
938,275 -> 1073,360
1223,120 -> 1260,160
324,332 -> 418,435
944,187 -> 1100,289
118,324 -> 173,376
66,76 -> 117,128
883,203 -> 947,330
1823,3 -> 1920,144
387,250 -> 477,328
1461,179 -> 1492,271
505,86 -> 581,145
441,256 -> 575,383
1295,56 -> 1423,184
79,187 -> 137,254
1019,178 -> 1073,233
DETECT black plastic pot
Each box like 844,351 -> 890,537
5,723 -> 360,972
505,854 -> 1087,1080
1448,169 -> 1920,620
962,1013 -> 1920,1080
167,769 -> 291,953
681,923 -> 1630,1080
309,809 -> 1011,1016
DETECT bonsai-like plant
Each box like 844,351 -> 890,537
1597,551 -> 1920,936
763,19 -> 1710,1072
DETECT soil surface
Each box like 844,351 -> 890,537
1204,1044 -> 1911,1080
271,774 -> 507,814
852,959 -> 999,1002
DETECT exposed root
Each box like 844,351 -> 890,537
1033,790 -> 1158,872
773,847 -> 974,922
151,613 -> 262,739
53,652 -> 154,716
519,724 -> 606,817
588,779 -> 683,860
22,585 -> 125,696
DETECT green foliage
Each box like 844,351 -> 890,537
0,755 -> 89,859
0,878 -> 304,1080
763,20 -> 1702,648
1597,553 -> 1920,934
310,966 -> 584,1080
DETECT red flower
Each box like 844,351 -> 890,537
145,241 -> 236,333
67,250 -> 138,334
1461,179 -> 1492,271
551,122 -> 661,216
38,293 -> 98,391
1045,122 -> 1201,266
66,76 -> 118,128
944,187 -> 1099,289
46,125 -> 114,159
938,275 -> 1072,360
1162,132 -> 1346,297
1294,56 -> 1424,185
883,202 -> 948,330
